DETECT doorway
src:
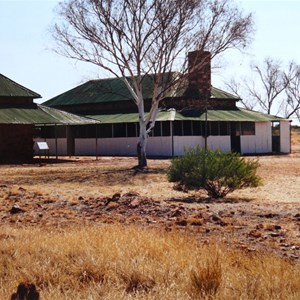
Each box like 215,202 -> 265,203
230,122 -> 241,153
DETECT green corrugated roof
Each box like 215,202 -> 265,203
88,111 -> 176,124
87,108 -> 287,124
203,109 -> 286,122
0,105 -> 98,125
0,73 -> 41,98
44,73 -> 239,107
210,86 -> 240,100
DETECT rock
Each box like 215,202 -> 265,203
10,282 -> 39,300
112,193 -> 121,201
105,202 -> 120,210
123,191 -> 140,198
256,224 -> 264,230
248,230 -> 263,238
103,197 -> 113,206
173,184 -> 189,193
265,224 -> 282,231
10,205 -> 25,214
258,213 -> 279,218
175,219 -> 188,226
190,219 -> 203,226
170,209 -> 183,217
210,214 -> 226,226
269,232 -> 281,237
129,198 -> 142,208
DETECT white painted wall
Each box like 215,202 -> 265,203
207,136 -> 231,152
280,121 -> 291,153
75,139 -> 97,156
173,136 -> 230,156
97,138 -> 137,156
147,136 -> 172,156
34,120 -> 289,156
95,137 -> 172,156
241,122 -> 272,154
173,136 -> 205,156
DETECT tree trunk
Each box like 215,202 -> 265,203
136,98 -> 148,169
137,130 -> 148,168
137,140 -> 147,168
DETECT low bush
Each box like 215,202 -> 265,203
168,147 -> 262,198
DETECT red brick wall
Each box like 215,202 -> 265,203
187,51 -> 211,98
0,124 -> 34,163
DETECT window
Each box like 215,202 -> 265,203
241,122 -> 255,135
114,123 -> 126,137
183,121 -> 192,136
39,125 -> 66,138
192,121 -> 201,136
127,123 -> 137,137
73,125 -> 97,138
99,124 -> 113,138
235,122 -> 242,136
200,122 -> 229,136
161,122 -> 171,136
173,121 -> 183,136
153,121 -> 161,136
210,122 -> 219,136
219,122 -> 229,136
74,126 -> 85,138
34,127 -> 41,138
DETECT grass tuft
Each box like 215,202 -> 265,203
189,257 -> 222,298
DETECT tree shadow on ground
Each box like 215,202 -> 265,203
166,196 -> 253,204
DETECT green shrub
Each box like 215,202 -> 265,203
168,147 -> 262,198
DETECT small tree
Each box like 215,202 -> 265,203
167,148 -> 262,198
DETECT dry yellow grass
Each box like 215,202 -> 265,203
1,224 -> 300,299
0,128 -> 300,299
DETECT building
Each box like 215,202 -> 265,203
0,73 -> 98,162
43,51 -> 291,157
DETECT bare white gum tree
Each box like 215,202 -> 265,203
53,0 -> 253,168
226,58 -> 300,122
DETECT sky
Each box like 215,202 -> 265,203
1,0 -> 300,122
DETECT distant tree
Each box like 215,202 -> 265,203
282,62 -> 300,121
248,58 -> 289,115
53,0 -> 253,168
226,58 -> 300,121
225,78 -> 255,110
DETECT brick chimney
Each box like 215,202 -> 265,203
187,50 -> 211,98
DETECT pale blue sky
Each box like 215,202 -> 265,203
1,0 -> 300,112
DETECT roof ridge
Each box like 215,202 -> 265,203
88,71 -> 181,82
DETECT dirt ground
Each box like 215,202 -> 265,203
0,132 -> 300,261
